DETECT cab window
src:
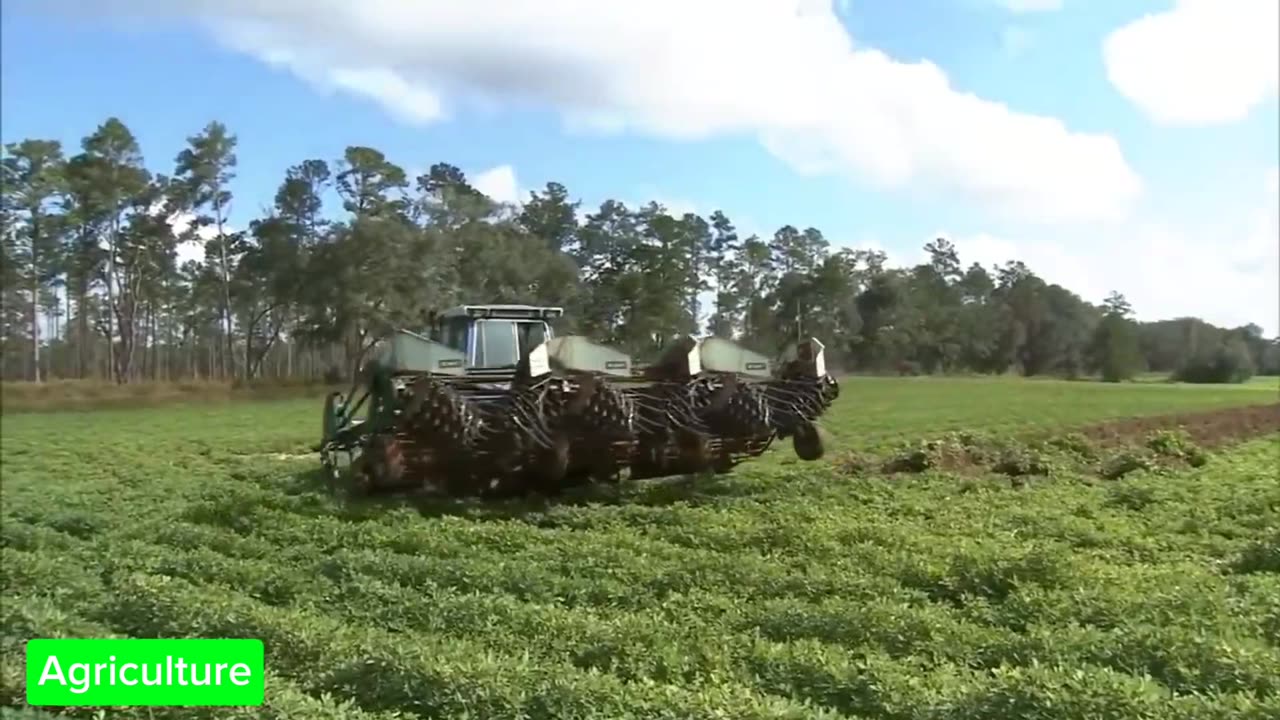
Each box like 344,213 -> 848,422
440,317 -> 469,353
516,321 -> 547,360
475,320 -> 518,367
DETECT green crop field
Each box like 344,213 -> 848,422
2,376 -> 1278,719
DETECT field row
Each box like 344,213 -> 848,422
5,375 -> 1276,455
3,451 -> 1278,716
2,378 -> 1277,718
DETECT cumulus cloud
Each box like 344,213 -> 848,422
471,164 -> 520,206
60,0 -> 1143,225
326,68 -> 445,125
167,211 -> 220,265
934,167 -> 1280,335
1104,0 -> 1279,126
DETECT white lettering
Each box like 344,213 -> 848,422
38,654 -> 253,694
38,655 -> 65,686
68,663 -> 90,695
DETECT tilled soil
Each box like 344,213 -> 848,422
853,402 -> 1280,480
1067,402 -> 1280,450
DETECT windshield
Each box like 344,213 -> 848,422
434,316 -> 550,367
475,319 -> 518,367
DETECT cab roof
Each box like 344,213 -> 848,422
437,304 -> 564,320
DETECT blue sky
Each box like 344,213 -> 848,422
3,0 -> 1277,333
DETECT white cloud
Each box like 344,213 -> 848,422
68,0 -> 1143,225
616,194 -> 701,218
168,209 -> 253,268
934,167 -> 1280,336
326,68 -> 445,125
471,164 -> 520,205
167,211 -> 217,265
1103,0 -> 1279,126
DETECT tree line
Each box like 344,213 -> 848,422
2,116 -> 1276,385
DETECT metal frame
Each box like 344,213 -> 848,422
315,302 -> 839,495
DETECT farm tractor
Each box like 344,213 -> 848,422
315,304 -> 839,497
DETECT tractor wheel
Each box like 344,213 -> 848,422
792,422 -> 825,461
712,452 -> 736,474
365,435 -> 406,491
482,472 -> 525,499
587,446 -> 621,485
530,432 -> 571,496
675,429 -> 712,472
350,454 -> 373,496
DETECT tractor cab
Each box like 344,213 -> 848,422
429,304 -> 562,369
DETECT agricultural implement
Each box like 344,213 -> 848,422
315,304 -> 839,497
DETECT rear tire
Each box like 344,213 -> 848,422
792,422 -> 824,461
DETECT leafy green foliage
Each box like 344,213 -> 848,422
2,384 -> 1278,719
1145,429 -> 1209,467
1099,450 -> 1159,480
1091,302 -> 1144,383
1174,335 -> 1258,385
4,116 -> 1277,385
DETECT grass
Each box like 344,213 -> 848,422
1,377 -> 1278,718
3,372 -> 1276,415
816,375 -> 1275,451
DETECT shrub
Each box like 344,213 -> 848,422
1047,432 -> 1096,459
1100,451 -> 1157,480
1145,429 -> 1209,467
1091,313 -> 1143,383
1230,531 -> 1280,575
991,447 -> 1054,478
1172,337 -> 1256,384
883,445 -> 933,473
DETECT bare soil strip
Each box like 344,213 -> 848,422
1064,402 -> 1280,450
840,402 -> 1280,481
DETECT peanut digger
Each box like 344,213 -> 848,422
316,304 -> 839,497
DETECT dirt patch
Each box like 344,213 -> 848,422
842,403 -> 1280,483
1066,403 -> 1280,450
